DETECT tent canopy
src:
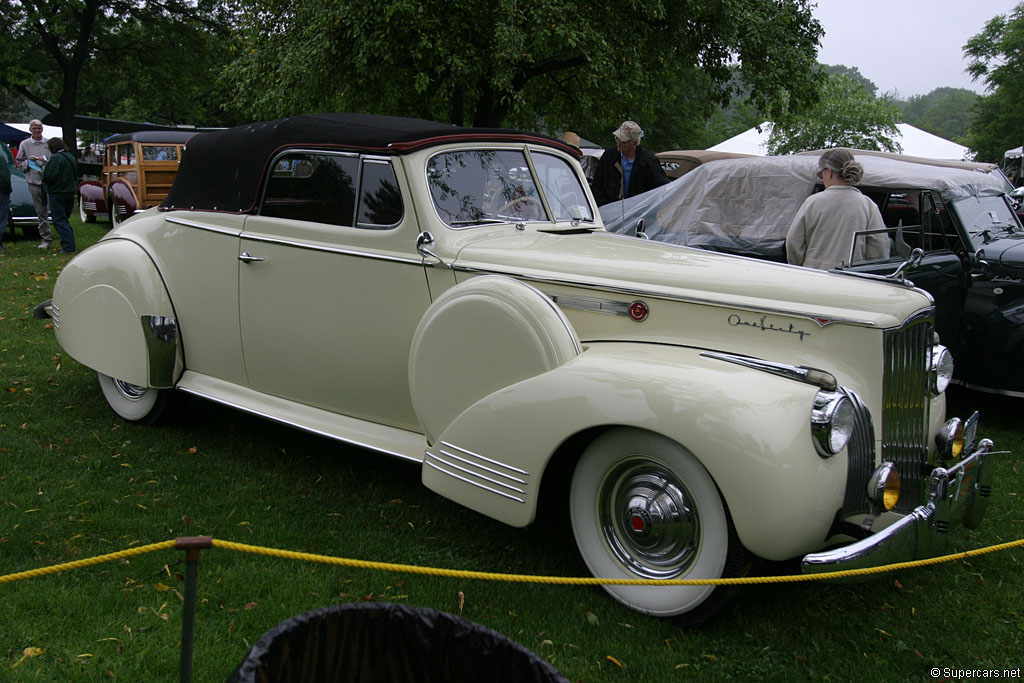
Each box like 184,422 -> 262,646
0,123 -> 30,143
710,123 -> 972,162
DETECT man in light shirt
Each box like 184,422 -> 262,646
16,120 -> 54,249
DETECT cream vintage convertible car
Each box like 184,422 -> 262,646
37,114 -> 997,623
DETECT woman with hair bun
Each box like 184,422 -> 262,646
786,148 -> 889,270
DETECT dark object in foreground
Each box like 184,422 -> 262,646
227,602 -> 568,683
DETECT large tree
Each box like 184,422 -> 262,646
0,0 -> 236,147
897,87 -> 978,144
766,73 -> 902,155
963,2 -> 1024,163
224,0 -> 825,143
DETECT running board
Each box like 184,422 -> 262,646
175,371 -> 427,463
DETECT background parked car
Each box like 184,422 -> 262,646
603,151 -> 1024,397
656,149 -> 753,179
78,130 -> 195,226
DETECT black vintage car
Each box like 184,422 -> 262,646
602,151 -> 1024,397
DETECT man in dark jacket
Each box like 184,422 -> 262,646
591,121 -> 670,206
42,137 -> 79,253
0,150 -> 10,255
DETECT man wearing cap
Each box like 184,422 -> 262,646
591,121 -> 669,206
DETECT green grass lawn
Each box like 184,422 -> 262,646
1,214 -> 1021,681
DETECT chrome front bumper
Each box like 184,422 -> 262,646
802,439 -> 995,574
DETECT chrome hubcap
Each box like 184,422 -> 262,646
599,457 -> 700,579
112,378 -> 148,401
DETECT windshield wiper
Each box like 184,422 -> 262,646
449,218 -> 506,226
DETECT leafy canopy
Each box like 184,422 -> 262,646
963,1 -> 1024,163
0,0 -> 237,144
223,0 -> 825,144
766,73 -> 902,155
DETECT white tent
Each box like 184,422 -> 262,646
710,122 -> 972,161
6,122 -> 65,141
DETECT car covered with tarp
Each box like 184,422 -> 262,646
603,152 -> 1024,397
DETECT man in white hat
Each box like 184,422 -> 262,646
591,120 -> 669,206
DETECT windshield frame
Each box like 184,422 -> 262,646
951,194 -> 1024,250
424,145 -> 595,230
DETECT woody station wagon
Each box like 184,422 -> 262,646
78,130 -> 195,226
37,114 -> 999,622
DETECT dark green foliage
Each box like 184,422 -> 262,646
963,2 -> 1024,162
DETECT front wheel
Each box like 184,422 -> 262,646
97,372 -> 168,424
570,428 -> 748,622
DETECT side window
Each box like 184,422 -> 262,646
141,145 -> 179,162
357,159 -> 403,228
261,152 -> 358,226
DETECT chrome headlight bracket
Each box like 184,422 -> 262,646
928,344 -> 954,396
812,390 -> 856,458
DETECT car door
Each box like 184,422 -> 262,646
238,151 -> 432,432
846,189 -> 968,352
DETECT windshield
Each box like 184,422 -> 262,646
953,195 -> 1024,247
427,149 -> 593,227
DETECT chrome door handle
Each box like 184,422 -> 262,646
238,251 -> 265,263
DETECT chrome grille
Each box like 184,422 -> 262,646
882,311 -> 933,511
841,388 -> 875,516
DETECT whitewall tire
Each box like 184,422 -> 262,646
97,372 -> 168,424
570,428 -> 747,621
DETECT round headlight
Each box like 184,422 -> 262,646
812,391 -> 856,457
929,345 -> 954,395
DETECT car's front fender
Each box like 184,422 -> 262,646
422,341 -> 846,561
53,239 -> 181,388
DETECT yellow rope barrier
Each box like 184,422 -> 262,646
1,536 -> 1021,587
210,537 -> 1024,585
0,540 -> 178,584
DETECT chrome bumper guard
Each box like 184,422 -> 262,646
802,438 -> 995,575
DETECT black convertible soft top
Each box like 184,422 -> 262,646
161,113 -> 577,214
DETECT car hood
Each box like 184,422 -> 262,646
450,228 -> 931,329
982,235 -> 1024,271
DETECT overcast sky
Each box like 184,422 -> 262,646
813,0 -> 1020,98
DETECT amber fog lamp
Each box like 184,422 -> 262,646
868,462 -> 901,511
628,301 -> 649,322
935,417 -> 965,461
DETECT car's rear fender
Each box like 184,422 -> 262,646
53,238 -> 181,388
422,342 -> 846,561
78,180 -> 107,215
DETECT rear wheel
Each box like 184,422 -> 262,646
97,372 -> 168,424
570,428 -> 749,622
